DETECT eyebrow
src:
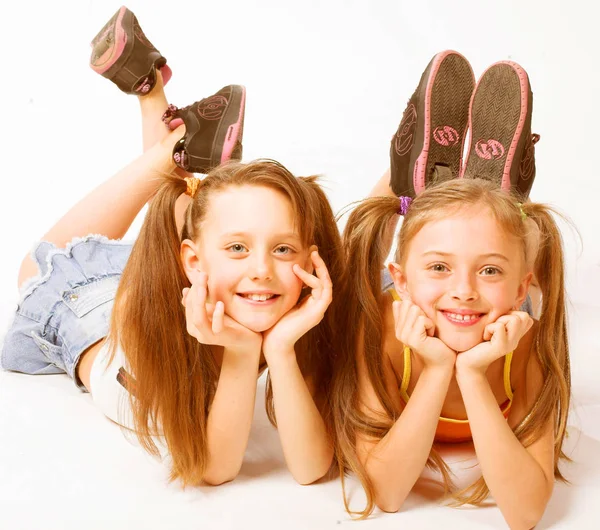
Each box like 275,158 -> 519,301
422,251 -> 510,262
220,232 -> 301,240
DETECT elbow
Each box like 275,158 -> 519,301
202,465 -> 241,486
515,505 -> 547,530
375,498 -> 402,514
291,452 -> 334,486
374,491 -> 405,513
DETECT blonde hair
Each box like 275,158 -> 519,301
333,178 -> 570,516
109,159 -> 344,485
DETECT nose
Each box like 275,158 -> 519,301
248,251 -> 273,281
449,271 -> 479,303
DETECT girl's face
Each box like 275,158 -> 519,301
184,185 -> 313,333
391,206 -> 532,353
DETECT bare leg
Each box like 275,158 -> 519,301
369,168 -> 396,198
17,127 -> 184,287
138,70 -> 171,152
138,70 -> 193,183
370,168 -> 400,263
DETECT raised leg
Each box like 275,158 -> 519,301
17,127 -> 184,288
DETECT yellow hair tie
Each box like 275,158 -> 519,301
516,202 -> 527,221
184,177 -> 201,198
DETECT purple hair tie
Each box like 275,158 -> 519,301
398,196 -> 412,216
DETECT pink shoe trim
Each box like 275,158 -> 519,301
92,7 -> 128,74
160,64 -> 172,86
220,86 -> 246,163
460,60 -> 529,187
498,61 -> 529,191
168,117 -> 184,130
413,50 -> 468,194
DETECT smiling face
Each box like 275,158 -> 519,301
182,185 -> 313,333
391,205 -> 532,352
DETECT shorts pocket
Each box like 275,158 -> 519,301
31,330 -> 66,371
62,275 -> 121,318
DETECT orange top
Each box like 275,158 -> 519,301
387,288 -> 513,443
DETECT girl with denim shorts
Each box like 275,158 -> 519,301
2,6 -> 343,487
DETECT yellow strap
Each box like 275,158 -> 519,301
399,345 -> 411,402
387,287 -> 402,302
504,351 -> 514,401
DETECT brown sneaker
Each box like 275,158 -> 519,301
460,61 -> 539,198
90,6 -> 172,95
162,85 -> 246,174
389,50 -> 475,197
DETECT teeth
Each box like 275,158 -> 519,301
244,293 -> 274,301
446,312 -> 479,322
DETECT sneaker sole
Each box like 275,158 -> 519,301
412,51 -> 475,194
90,7 -> 131,75
90,7 -> 166,87
218,86 -> 246,165
461,61 -> 531,191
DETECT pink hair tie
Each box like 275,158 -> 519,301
398,196 -> 412,216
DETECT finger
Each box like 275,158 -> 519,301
483,322 -> 502,341
423,316 -> 435,337
192,274 -> 212,333
211,301 -> 224,334
311,250 -> 332,284
293,263 -> 321,294
312,252 -> 333,303
184,284 -> 197,338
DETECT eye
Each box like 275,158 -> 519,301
227,243 -> 248,253
274,245 -> 293,255
429,263 -> 448,273
481,266 -> 501,276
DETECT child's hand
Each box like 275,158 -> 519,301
182,272 -> 262,355
455,311 -> 533,374
393,299 -> 456,369
262,250 -> 332,363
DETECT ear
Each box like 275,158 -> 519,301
180,239 -> 203,284
304,244 -> 318,274
388,262 -> 410,301
514,271 -> 534,309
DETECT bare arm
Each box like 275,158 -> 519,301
202,347 -> 262,485
267,352 -> 333,484
456,353 -> 555,529
357,342 -> 454,512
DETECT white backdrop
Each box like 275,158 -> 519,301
1,1 -> 599,528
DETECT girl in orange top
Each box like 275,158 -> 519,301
333,51 -> 570,529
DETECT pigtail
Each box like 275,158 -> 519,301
109,175 -> 217,485
520,203 -> 571,472
333,197 -> 407,518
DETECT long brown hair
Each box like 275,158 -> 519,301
333,178 -> 570,516
109,159 -> 344,485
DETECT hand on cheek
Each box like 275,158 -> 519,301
182,272 -> 262,355
456,311 -> 533,374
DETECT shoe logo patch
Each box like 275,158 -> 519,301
433,126 -> 459,146
197,95 -> 229,120
394,104 -> 418,156
475,139 -> 505,160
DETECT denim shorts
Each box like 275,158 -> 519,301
380,268 -> 534,316
1,235 -> 132,391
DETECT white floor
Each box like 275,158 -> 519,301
1,0 -> 600,528
1,364 -> 599,529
